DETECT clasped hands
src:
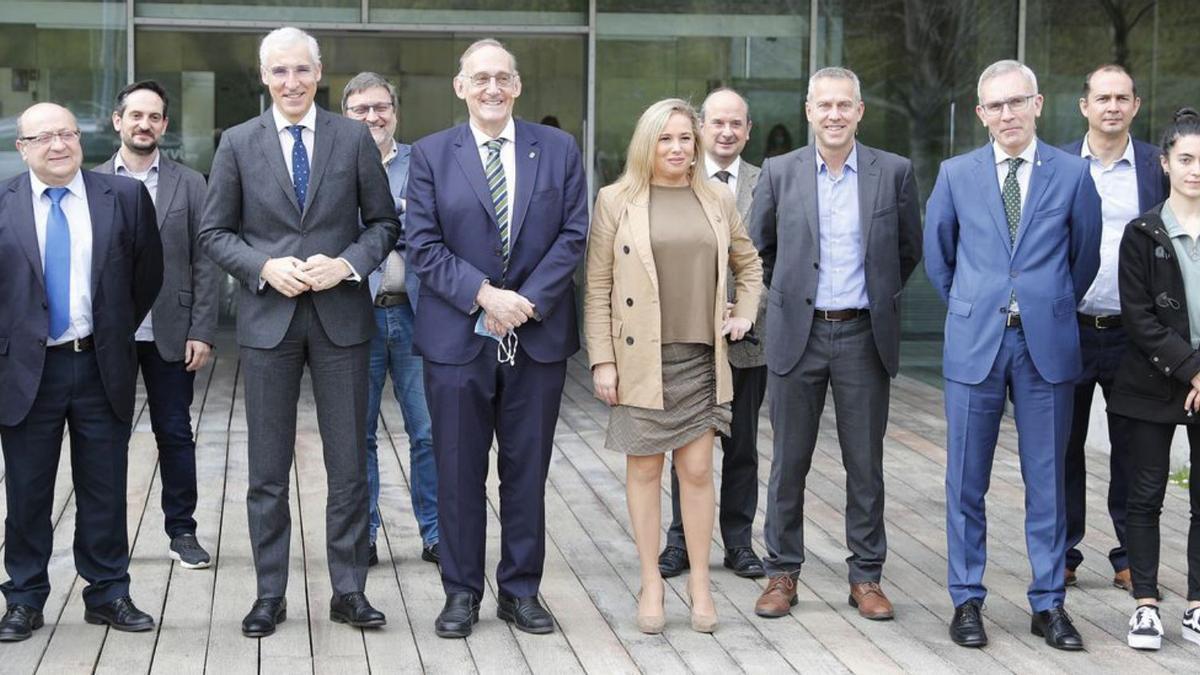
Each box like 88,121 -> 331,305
1185,373 -> 1200,415
476,283 -> 536,337
261,255 -> 352,297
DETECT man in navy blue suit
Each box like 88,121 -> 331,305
1060,64 -> 1170,593
0,103 -> 163,641
925,61 -> 1101,651
405,38 -> 588,638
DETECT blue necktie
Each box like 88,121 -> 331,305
44,187 -> 71,339
289,125 -> 309,209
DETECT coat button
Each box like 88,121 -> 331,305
1165,367 -> 1171,373
1009,271 -> 1018,278
38,338 -> 46,346
805,298 -> 813,305
1153,357 -> 1160,362
813,262 -> 819,269
625,298 -> 633,306
623,245 -> 631,254
625,336 -> 634,345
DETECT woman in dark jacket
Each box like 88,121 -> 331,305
1110,108 -> 1200,651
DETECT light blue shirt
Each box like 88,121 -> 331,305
1078,134 -> 1140,315
815,144 -> 868,310
1162,202 -> 1200,349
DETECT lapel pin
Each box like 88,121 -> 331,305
529,151 -> 536,159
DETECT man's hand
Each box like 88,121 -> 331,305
476,284 -> 535,333
299,254 -> 353,292
722,316 -> 753,342
184,340 -> 213,372
261,257 -> 312,297
592,362 -> 619,406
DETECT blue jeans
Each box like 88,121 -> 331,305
366,302 -> 438,546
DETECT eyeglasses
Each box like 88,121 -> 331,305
266,65 -> 317,81
346,102 -> 394,116
980,94 -> 1036,117
461,72 -> 518,90
18,130 -> 82,147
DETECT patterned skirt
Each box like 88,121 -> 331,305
605,342 -> 732,456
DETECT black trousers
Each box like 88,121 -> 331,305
667,364 -> 765,550
137,342 -> 198,538
1122,415 -> 1200,601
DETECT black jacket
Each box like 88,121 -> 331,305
1109,205 -> 1200,424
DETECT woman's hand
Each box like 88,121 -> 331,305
592,363 -> 620,406
1186,386 -> 1200,415
722,316 -> 753,342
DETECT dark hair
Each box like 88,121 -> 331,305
341,71 -> 399,114
1082,64 -> 1137,98
1161,107 -> 1200,155
115,80 -> 169,118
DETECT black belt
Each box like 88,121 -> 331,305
374,293 -> 408,308
814,308 -> 868,322
1078,312 -> 1122,330
1005,313 -> 1022,328
48,335 -> 94,352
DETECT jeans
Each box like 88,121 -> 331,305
366,302 -> 438,546
137,341 -> 199,538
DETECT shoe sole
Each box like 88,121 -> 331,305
421,551 -> 439,564
1030,624 -> 1084,651
496,607 -> 555,634
723,560 -> 765,579
951,634 -> 988,648
848,595 -> 894,621
658,566 -> 686,579
1127,633 -> 1162,650
435,612 -> 479,638
83,612 -> 154,632
330,611 -> 387,628
242,611 -> 286,638
754,595 -> 798,618
169,548 -> 212,570
0,616 -> 43,642
1183,627 -> 1200,647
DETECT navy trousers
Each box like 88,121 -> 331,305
137,342 -> 199,538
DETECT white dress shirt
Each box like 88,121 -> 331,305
705,154 -> 741,196
116,150 -> 162,342
469,117 -> 517,241
993,139 -> 1038,313
30,169 -> 93,345
272,104 -> 316,183
1078,134 -> 1140,316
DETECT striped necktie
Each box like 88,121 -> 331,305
485,138 -> 510,264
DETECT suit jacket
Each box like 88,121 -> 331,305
94,154 -> 220,361
726,159 -> 766,369
367,142 -> 419,305
924,141 -> 1102,385
751,143 -> 923,378
197,107 -> 400,349
406,119 -> 589,365
1060,136 -> 1169,213
0,171 -> 163,425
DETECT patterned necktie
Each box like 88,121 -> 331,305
485,138 -> 510,264
714,170 -> 732,184
44,187 -> 71,339
1002,157 -> 1024,242
289,125 -> 309,209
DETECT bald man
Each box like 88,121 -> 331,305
0,103 -> 163,641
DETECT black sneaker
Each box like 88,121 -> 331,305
657,545 -> 688,578
169,533 -> 212,569
421,542 -> 439,564
1183,607 -> 1200,647
1127,604 -> 1163,650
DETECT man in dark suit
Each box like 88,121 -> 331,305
660,87 -> 767,580
750,68 -> 922,621
95,80 -> 221,570
0,102 -> 163,641
406,38 -> 588,638
198,27 -> 399,638
1060,64 -> 1169,593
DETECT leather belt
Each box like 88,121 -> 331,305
48,335 -> 94,352
1078,312 -> 1122,330
1005,313 -> 1022,328
374,293 -> 408,308
814,308 -> 868,322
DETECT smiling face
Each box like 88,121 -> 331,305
977,69 -> 1043,156
806,77 -> 863,157
113,88 -> 168,156
651,112 -> 696,186
701,90 -> 751,166
17,103 -> 82,187
454,44 -> 521,135
1080,69 -> 1141,139
1163,133 -> 1200,201
261,40 -> 322,124
344,85 -> 397,154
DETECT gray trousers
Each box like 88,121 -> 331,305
763,314 -> 889,582
241,295 -> 371,599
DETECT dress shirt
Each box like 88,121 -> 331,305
116,150 -> 162,342
705,154 -> 741,196
30,169 -> 93,345
469,117 -> 517,244
815,144 -> 868,310
993,139 -> 1037,313
379,140 -> 406,296
1078,134 -> 1139,316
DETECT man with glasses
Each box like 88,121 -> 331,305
405,38 -> 588,638
341,71 -> 439,568
925,60 -> 1102,650
0,102 -> 163,641
198,27 -> 399,638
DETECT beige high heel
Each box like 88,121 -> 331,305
636,582 -> 666,634
685,582 -> 718,633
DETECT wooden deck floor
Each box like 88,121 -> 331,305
0,333 -> 1195,674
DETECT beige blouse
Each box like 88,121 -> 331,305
648,185 -> 718,345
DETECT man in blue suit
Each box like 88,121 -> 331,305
925,60 -> 1102,651
0,103 -> 163,641
406,39 -> 588,638
1060,64 -> 1169,592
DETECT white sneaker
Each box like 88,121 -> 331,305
1128,604 -> 1164,650
1184,607 -> 1200,647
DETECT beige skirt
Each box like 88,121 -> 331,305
605,343 -> 732,456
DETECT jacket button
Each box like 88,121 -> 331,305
1153,357 -> 1160,362
495,247 -> 504,256
625,298 -> 633,307
42,301 -> 48,309
38,338 -> 46,346
623,245 -> 631,254
805,298 -> 813,305
1009,271 -> 1018,278
1165,367 -> 1171,373
625,336 -> 634,345
813,262 -> 819,269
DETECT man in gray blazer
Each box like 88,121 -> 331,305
750,67 -> 922,621
198,27 -> 399,638
660,87 -> 767,580
96,80 -> 220,570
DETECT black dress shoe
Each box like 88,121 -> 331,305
1031,607 -> 1084,650
330,592 -> 386,627
435,593 -> 480,638
657,545 -> 689,578
84,596 -> 154,632
242,597 -> 286,637
949,599 -> 988,648
0,605 -> 43,642
723,547 -> 765,578
497,594 -> 555,634
368,543 -> 379,567
422,542 -> 440,564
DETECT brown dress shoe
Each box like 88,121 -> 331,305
849,582 -> 894,620
1064,567 -> 1077,586
1112,569 -> 1133,593
755,574 -> 798,618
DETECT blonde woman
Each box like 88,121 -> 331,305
584,98 -> 763,634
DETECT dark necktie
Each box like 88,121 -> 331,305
289,125 -> 309,209
485,139 -> 510,264
1003,157 -> 1024,242
714,170 -> 732,184
44,187 -> 71,339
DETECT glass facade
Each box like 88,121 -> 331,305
4,0 -> 1200,381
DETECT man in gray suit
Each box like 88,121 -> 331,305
750,67 -> 922,621
198,27 -> 399,638
659,87 -> 767,580
96,80 -> 220,570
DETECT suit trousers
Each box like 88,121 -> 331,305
1064,323 -> 1132,573
762,315 -> 889,582
944,326 -> 1072,612
0,348 -> 132,610
667,363 -> 765,550
240,295 -> 371,599
423,345 -> 566,599
137,341 -> 199,538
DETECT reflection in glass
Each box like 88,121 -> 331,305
370,0 -> 586,26
136,0 -> 359,23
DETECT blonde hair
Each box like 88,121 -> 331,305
610,98 -> 721,206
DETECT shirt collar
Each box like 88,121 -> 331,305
1163,201 -> 1186,238
469,117 -> 516,148
381,140 -> 398,167
993,138 -> 1038,167
114,149 -> 160,175
29,169 -> 85,202
705,154 -> 741,181
817,143 -> 858,176
1081,132 -> 1135,166
273,103 -> 317,134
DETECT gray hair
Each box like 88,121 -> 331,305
341,72 -> 399,113
977,59 -> 1038,101
259,26 -> 321,69
457,38 -> 518,75
700,87 -> 751,122
807,67 -> 862,103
